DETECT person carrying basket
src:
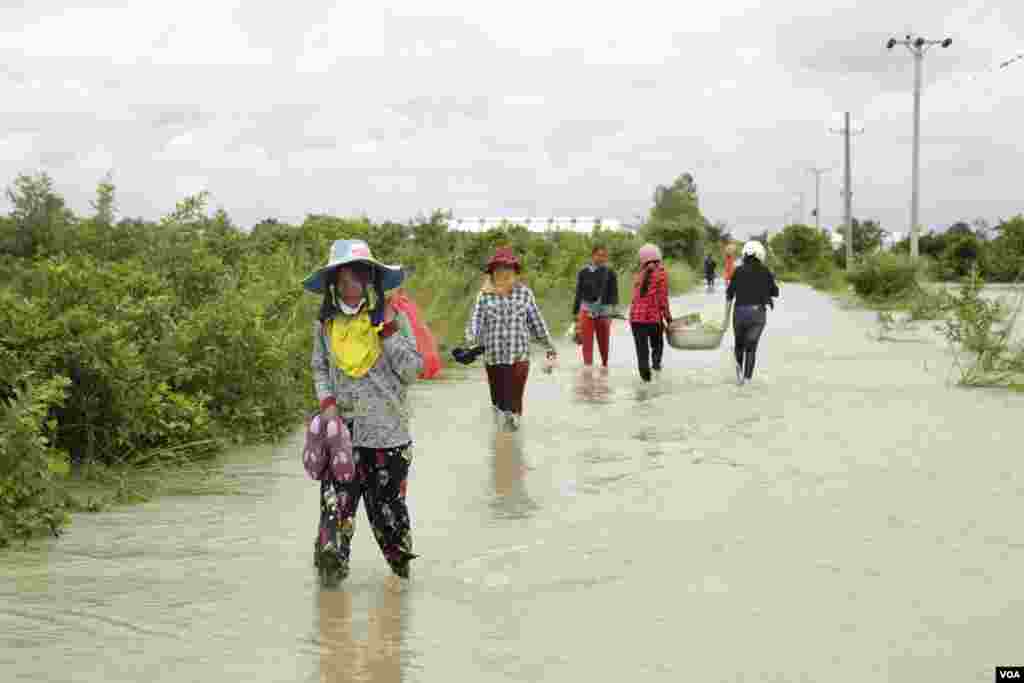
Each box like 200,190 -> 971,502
629,243 -> 671,382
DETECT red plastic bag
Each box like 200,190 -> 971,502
390,290 -> 442,379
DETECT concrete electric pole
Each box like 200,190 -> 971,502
886,33 -> 953,262
807,167 -> 831,231
830,113 -> 864,271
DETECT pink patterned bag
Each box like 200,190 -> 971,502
302,412 -> 355,481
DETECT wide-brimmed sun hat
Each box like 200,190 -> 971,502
302,239 -> 405,294
485,246 -> 521,273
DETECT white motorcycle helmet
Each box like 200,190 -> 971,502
741,240 -> 766,262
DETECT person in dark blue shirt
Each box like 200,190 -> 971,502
572,245 -> 619,369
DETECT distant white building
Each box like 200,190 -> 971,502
446,216 -> 626,234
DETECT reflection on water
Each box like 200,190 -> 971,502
572,367 -> 612,404
488,432 -> 539,520
317,581 -> 406,683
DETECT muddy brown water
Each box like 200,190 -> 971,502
3,283 -> 1023,682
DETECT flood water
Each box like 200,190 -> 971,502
3,283 -> 1024,682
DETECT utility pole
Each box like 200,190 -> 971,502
807,167 -> 831,232
887,33 -> 953,262
830,113 -> 864,271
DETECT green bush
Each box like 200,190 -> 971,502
0,375 -> 74,547
769,224 -> 829,275
805,257 -> 847,293
908,286 -> 952,321
846,253 -> 920,302
985,216 -> 1024,283
939,271 -> 1024,387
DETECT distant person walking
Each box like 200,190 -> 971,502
703,254 -> 717,291
722,245 -> 737,287
572,245 -> 619,369
629,243 -> 671,383
725,240 -> 779,385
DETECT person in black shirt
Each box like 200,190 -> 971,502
572,245 -> 619,368
725,240 -> 779,385
703,254 -> 717,291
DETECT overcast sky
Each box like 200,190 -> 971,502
1,0 -> 1021,238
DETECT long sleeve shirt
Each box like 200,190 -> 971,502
726,262 -> 780,307
465,283 -> 556,365
572,265 -> 619,316
629,264 -> 670,323
311,310 -> 422,448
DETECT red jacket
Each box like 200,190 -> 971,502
629,264 -> 669,323
723,253 -> 736,281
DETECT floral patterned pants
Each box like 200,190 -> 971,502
316,442 -> 416,578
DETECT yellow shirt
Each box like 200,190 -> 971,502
327,309 -> 383,378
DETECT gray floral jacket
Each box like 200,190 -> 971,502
311,310 -> 422,448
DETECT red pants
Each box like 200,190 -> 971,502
579,313 -> 611,366
485,362 -> 530,415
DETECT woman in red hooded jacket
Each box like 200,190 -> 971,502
629,243 -> 671,382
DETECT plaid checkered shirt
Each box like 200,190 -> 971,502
465,284 -> 556,365
629,265 -> 669,323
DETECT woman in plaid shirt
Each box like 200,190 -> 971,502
629,243 -> 672,382
465,247 -> 558,431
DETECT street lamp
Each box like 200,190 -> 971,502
886,33 -> 953,262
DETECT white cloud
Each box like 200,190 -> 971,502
0,133 -> 39,163
1,0 -> 1022,235
77,146 -> 116,172
1,4 -> 273,66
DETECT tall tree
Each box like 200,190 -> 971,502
90,171 -> 117,227
643,171 -> 710,268
3,172 -> 73,257
161,190 -> 212,228
650,172 -> 700,223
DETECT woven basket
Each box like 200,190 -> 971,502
666,300 -> 733,350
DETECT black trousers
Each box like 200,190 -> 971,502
733,304 -> 767,379
630,322 -> 664,381
316,442 -> 416,577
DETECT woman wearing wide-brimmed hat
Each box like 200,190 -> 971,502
464,246 -> 557,431
304,238 -> 423,583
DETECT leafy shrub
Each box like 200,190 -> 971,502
939,271 -> 1024,387
769,224 -> 829,274
805,257 -> 847,292
846,253 -> 919,302
0,375 -> 73,547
